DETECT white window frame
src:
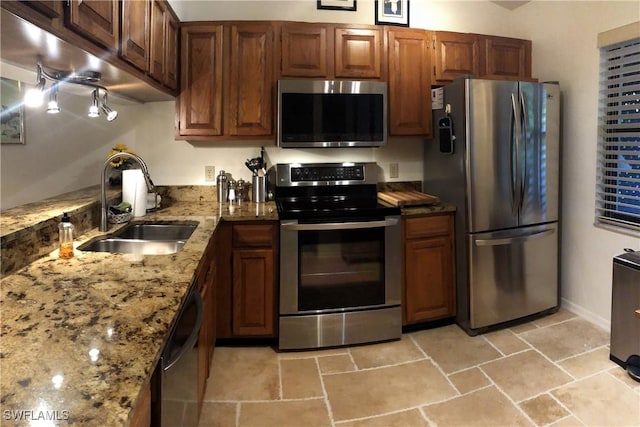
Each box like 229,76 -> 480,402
595,25 -> 640,235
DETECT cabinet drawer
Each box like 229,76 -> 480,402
233,225 -> 274,247
405,215 -> 451,239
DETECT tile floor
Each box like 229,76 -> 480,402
194,309 -> 640,427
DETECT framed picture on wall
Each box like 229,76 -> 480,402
0,77 -> 25,144
317,0 -> 357,11
375,0 -> 410,27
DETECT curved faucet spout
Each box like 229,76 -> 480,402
101,152 -> 155,232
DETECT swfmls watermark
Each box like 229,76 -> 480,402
2,409 -> 70,421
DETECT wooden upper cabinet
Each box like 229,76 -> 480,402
120,0 -> 149,72
480,35 -> 532,80
334,26 -> 383,79
66,0 -> 119,51
179,24 -> 224,137
150,0 -> 178,90
22,1 -> 62,19
280,22 -> 330,78
387,28 -> 432,136
228,23 -> 274,136
433,31 -> 479,83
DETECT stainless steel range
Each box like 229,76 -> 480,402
275,162 -> 402,350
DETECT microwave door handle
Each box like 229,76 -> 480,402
281,218 -> 399,231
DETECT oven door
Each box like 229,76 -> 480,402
280,215 -> 401,315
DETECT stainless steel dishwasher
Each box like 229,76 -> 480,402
160,287 -> 203,426
610,249 -> 640,382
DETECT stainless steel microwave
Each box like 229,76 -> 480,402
277,79 -> 387,148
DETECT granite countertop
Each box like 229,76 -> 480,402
0,200 -> 277,426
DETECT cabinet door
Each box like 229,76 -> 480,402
228,23 -> 274,136
67,0 -> 119,50
179,25 -> 224,136
388,28 -> 432,136
232,248 -> 275,336
149,0 -> 167,84
334,26 -> 382,79
434,31 -> 478,83
281,22 -> 330,78
164,11 -> 179,90
404,235 -> 455,323
480,36 -> 532,80
121,0 -> 149,71
22,1 -> 62,19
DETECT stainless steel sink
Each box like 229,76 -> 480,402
78,221 -> 198,255
78,238 -> 185,255
112,222 -> 197,241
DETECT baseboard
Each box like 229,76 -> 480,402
561,297 -> 611,333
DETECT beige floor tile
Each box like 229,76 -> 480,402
239,399 -> 331,427
323,360 -> 457,421
411,324 -> 502,373
552,372 -> 640,426
278,347 -> 349,359
532,308 -> 577,328
422,386 -> 533,426
198,402 -> 237,427
558,347 -> 617,378
205,347 -> 279,401
349,336 -> 424,369
521,318 -> 609,361
484,329 -> 531,355
336,409 -> 428,427
509,322 -> 540,334
318,354 -> 357,374
548,415 -> 585,426
608,366 -> 640,392
281,358 -> 323,399
481,350 -> 572,402
448,367 -> 491,394
519,393 -> 570,426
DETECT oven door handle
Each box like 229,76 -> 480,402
281,218 -> 399,231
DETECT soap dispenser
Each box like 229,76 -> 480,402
58,212 -> 75,259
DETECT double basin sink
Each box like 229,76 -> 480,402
78,222 -> 197,255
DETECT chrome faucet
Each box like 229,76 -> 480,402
101,152 -> 155,232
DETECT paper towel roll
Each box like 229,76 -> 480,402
122,169 -> 147,217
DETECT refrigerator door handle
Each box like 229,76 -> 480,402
475,228 -> 555,247
519,91 -> 528,213
510,93 -> 521,215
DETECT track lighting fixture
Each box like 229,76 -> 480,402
88,89 -> 100,118
47,83 -> 60,114
100,92 -> 118,122
25,57 -> 118,122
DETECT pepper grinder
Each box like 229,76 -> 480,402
237,178 -> 246,203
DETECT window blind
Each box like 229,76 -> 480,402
595,37 -> 640,232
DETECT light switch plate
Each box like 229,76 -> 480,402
390,163 -> 399,179
205,165 -> 215,181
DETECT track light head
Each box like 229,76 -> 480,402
88,89 -> 100,118
100,92 -> 118,121
47,83 -> 60,114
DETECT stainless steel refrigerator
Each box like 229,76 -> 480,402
425,77 -> 561,335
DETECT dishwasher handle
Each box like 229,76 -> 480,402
163,290 -> 203,371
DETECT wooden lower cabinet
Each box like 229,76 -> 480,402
129,382 -> 151,427
403,213 -> 456,325
216,221 -> 278,339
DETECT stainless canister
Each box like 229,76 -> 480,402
252,175 -> 266,203
216,170 -> 228,203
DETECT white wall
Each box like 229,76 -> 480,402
506,2 -> 640,329
0,63 -> 144,209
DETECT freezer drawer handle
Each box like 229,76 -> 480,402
475,228 -> 554,246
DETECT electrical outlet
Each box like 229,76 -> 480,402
205,165 -> 215,182
389,163 -> 399,179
